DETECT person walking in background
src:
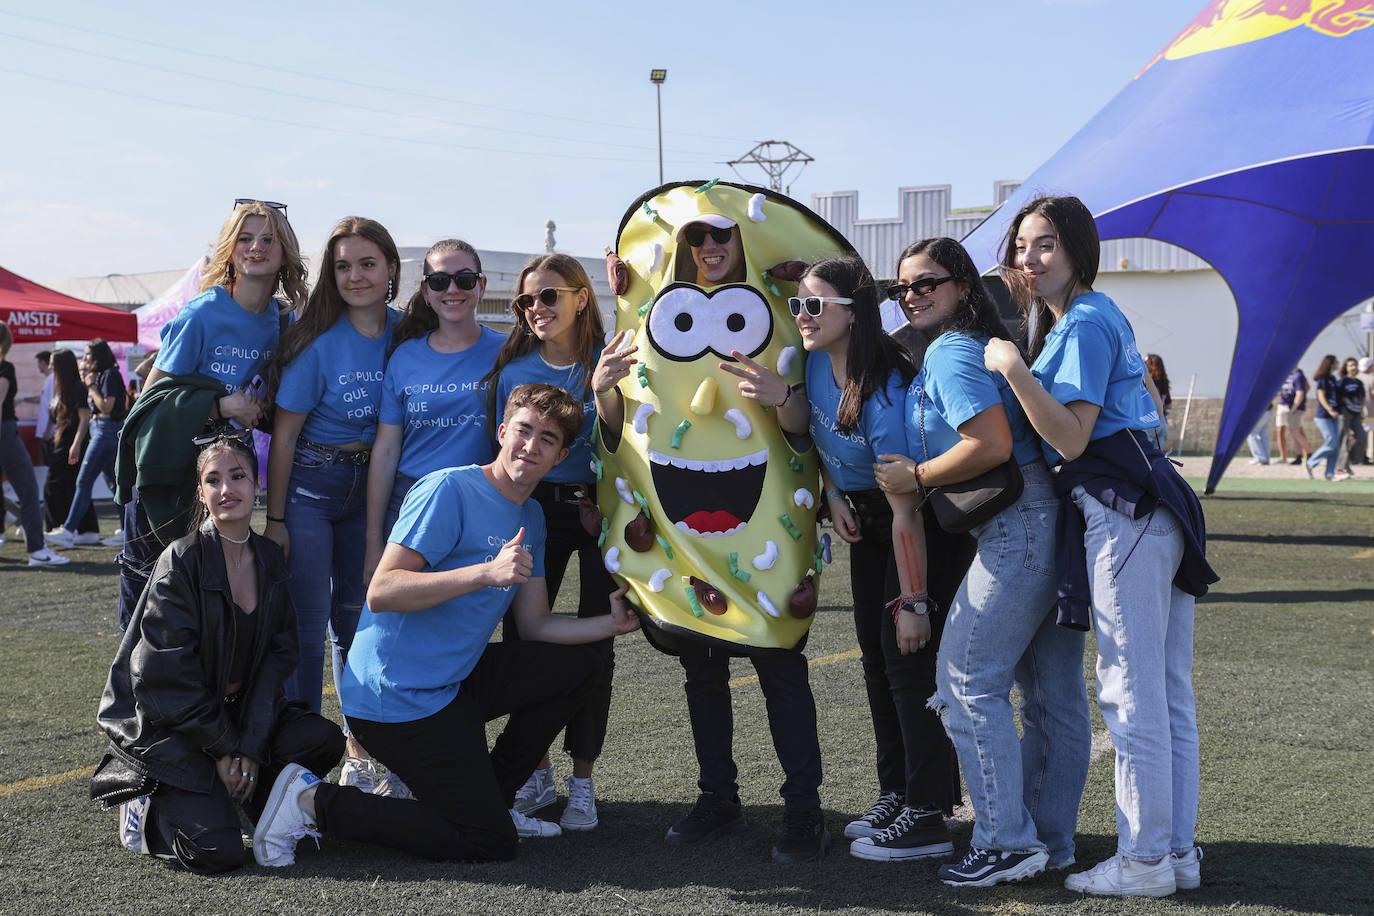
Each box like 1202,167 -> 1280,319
1358,357 -> 1374,464
42,350 -> 101,540
1145,354 -> 1172,448
1246,400 -> 1273,465
1333,356 -> 1365,480
32,351 -> 54,443
1306,355 -> 1340,481
0,324 -> 69,565
46,339 -> 126,549
1275,365 -> 1309,466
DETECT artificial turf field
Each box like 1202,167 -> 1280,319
1,477 -> 1370,915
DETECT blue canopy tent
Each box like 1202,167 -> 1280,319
958,2 -> 1374,492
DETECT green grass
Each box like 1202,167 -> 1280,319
1,485 -> 1371,915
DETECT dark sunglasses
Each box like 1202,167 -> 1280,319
514,287 -> 578,310
885,276 -> 957,300
683,225 -> 733,247
232,198 -> 288,215
787,295 -> 854,318
192,427 -> 256,449
423,270 -> 484,292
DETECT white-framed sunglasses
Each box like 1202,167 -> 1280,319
787,296 -> 854,318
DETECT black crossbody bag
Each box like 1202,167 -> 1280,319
917,386 -> 1023,533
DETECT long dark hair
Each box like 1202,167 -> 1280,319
390,239 -> 483,355
482,253 -> 605,427
269,217 -> 400,396
49,349 -> 85,442
999,195 -> 1100,358
1145,353 -> 1171,401
86,338 -> 117,373
896,237 -> 1012,342
189,435 -> 258,534
1314,354 -> 1337,380
802,255 -> 915,434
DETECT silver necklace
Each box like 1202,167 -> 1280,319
219,529 -> 251,569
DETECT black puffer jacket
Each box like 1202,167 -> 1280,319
94,520 -> 299,796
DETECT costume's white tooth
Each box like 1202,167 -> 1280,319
633,402 -> 655,435
723,408 -> 751,439
615,477 -> 635,506
776,346 -> 797,377
757,591 -> 781,618
749,449 -> 768,466
793,488 -> 814,509
604,546 -> 621,573
648,242 -> 664,275
753,540 -> 779,570
648,568 -> 671,592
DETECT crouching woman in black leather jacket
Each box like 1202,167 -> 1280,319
91,432 -> 344,874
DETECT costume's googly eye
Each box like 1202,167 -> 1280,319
645,283 -> 773,362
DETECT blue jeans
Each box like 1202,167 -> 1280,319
1072,486 -> 1198,861
0,419 -> 44,552
1308,415 -> 1340,478
62,417 -> 120,532
933,462 -> 1090,861
1246,413 -> 1270,463
282,448 -> 369,716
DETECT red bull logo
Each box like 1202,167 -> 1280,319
1139,1 -> 1374,74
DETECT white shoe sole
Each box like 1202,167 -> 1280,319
559,814 -> 599,832
940,851 -> 1048,887
849,839 -> 953,861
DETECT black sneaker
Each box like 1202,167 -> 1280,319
665,793 -> 747,846
848,806 -> 953,861
939,846 -> 1049,887
772,808 -> 830,864
843,790 -> 904,839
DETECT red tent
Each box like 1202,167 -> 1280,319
1,266 -> 137,344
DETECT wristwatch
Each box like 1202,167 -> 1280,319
899,596 -> 932,616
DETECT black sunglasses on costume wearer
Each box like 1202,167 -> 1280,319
683,225 -> 733,247
885,276 -> 957,301
423,270 -> 484,292
514,287 -> 578,310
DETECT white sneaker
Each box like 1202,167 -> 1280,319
559,775 -> 598,831
374,770 -> 413,800
338,755 -> 376,793
102,529 -> 126,547
28,548 -> 71,567
117,796 -> 151,854
1064,853 -> 1176,897
1172,845 -> 1203,890
73,531 -> 102,546
513,765 -> 556,815
253,764 -> 322,867
44,527 -> 76,549
510,807 -> 561,838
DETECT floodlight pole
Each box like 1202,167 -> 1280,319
650,69 -> 667,184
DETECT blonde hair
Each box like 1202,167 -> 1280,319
201,201 -> 307,311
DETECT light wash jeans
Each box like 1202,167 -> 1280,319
1308,415 -> 1340,478
933,462 -> 1090,862
1246,413 -> 1270,464
282,449 -> 368,716
1072,486 -> 1198,862
62,416 -> 120,532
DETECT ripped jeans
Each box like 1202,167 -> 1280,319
282,449 -> 369,716
931,462 -> 1090,862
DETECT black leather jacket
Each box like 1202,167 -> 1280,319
94,520 -> 299,795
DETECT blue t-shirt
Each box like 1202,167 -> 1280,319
155,286 -> 281,394
1030,291 -> 1160,466
1312,374 -> 1338,419
806,352 -> 908,492
494,349 -> 599,484
906,331 -> 1041,467
339,465 -> 547,723
378,326 -> 507,478
1337,375 -> 1365,416
275,309 -> 402,445
1279,369 -> 1307,409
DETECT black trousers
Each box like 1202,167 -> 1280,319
41,437 -> 98,533
146,708 -> 343,874
678,641 -> 823,812
845,489 -> 975,814
501,485 -> 616,762
323,640 -> 599,862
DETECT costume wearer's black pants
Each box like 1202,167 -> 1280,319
320,640 -> 600,862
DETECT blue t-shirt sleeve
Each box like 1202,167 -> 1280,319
378,356 -> 406,426
925,338 -> 1001,430
864,377 -> 909,458
1041,313 -> 1115,407
391,473 -> 462,566
275,345 -> 325,416
156,311 -> 204,375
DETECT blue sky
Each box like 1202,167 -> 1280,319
0,0 -> 1209,287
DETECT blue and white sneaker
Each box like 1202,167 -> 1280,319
253,764 -> 322,867
117,796 -> 150,854
940,846 -> 1049,887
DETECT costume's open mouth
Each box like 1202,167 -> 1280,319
648,447 -> 767,538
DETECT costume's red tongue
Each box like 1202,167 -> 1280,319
683,509 -> 742,533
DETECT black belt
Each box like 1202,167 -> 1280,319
534,480 -> 588,505
298,437 -> 371,466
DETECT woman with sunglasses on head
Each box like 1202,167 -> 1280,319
480,253 -> 614,831
114,200 -> 306,630
46,338 -> 126,549
263,217 -> 403,793
731,254 -> 971,862
41,349 -> 101,540
872,238 -> 1091,887
983,196 -> 1215,897
93,433 -> 344,874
